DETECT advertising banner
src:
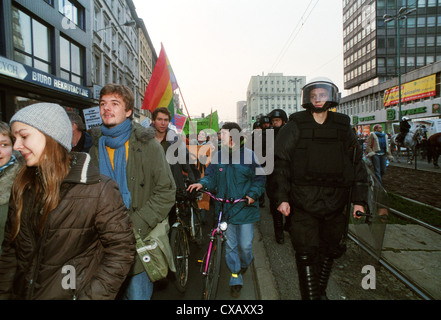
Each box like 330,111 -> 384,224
383,74 -> 436,108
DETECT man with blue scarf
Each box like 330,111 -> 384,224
366,124 -> 394,184
89,84 -> 176,300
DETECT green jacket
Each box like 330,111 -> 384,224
90,122 -> 176,275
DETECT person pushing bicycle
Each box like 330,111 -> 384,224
187,122 -> 266,298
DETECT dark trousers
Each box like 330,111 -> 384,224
287,209 -> 347,299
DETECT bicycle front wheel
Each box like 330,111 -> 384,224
170,224 -> 190,293
202,233 -> 223,300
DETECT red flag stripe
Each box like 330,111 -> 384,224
142,44 -> 171,111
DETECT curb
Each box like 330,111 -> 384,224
252,223 -> 280,300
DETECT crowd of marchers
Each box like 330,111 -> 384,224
0,77 -> 370,300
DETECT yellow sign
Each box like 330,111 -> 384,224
383,74 -> 436,108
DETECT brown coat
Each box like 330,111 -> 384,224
0,153 -> 135,300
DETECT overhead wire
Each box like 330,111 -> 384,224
270,0 -> 320,73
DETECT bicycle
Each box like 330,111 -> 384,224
169,185 -> 203,293
199,190 -> 248,300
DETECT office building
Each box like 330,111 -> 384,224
343,0 -> 441,94
246,73 -> 306,128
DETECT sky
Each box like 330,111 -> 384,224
132,0 -> 344,122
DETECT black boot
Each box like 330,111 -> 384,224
318,256 -> 334,300
272,211 -> 285,244
296,254 -> 321,300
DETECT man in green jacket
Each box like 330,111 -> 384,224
89,84 -> 176,300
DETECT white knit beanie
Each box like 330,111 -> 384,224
10,103 -> 72,151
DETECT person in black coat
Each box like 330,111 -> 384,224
266,109 -> 289,244
272,77 -> 368,300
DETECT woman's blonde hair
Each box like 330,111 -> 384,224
9,134 -> 71,241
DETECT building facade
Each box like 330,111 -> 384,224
91,0 -> 140,119
343,0 -> 441,93
0,0 -> 158,125
0,0 -> 94,121
137,18 -> 157,121
339,59 -> 441,136
246,73 -> 306,128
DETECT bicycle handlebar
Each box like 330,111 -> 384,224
355,210 -> 373,218
200,190 -> 248,205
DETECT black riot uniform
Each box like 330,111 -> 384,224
252,116 -> 271,208
272,78 -> 368,300
266,109 -> 289,244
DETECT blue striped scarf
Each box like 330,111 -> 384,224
0,155 -> 16,174
99,119 -> 132,209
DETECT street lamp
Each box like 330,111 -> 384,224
95,20 -> 136,32
383,6 -> 416,121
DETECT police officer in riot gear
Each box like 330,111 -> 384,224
252,115 -> 271,208
272,77 -> 368,300
260,115 -> 271,129
266,109 -> 290,243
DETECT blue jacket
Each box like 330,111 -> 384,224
200,144 -> 266,225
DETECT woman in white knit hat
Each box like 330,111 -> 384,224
0,103 -> 135,300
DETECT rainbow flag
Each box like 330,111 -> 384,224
142,44 -> 178,116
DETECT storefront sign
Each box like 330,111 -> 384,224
386,106 -> 427,121
352,115 -> 375,124
0,56 -> 91,100
383,74 -> 436,107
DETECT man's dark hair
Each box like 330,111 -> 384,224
221,122 -> 242,132
152,107 -> 171,121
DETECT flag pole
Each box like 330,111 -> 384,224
178,87 -> 196,135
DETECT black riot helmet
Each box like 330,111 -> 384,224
260,115 -> 271,129
268,108 -> 288,123
260,115 -> 271,124
301,77 -> 340,113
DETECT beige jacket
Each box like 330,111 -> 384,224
366,132 -> 393,159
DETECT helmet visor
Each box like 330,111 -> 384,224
301,81 -> 339,110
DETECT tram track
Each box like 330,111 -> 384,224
348,193 -> 441,300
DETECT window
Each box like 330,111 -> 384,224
407,17 -> 416,28
417,56 -> 425,66
407,37 -> 415,47
407,56 -> 415,67
58,0 -> 85,30
427,36 -> 435,46
417,36 -> 425,47
417,17 -> 426,28
60,36 -> 84,85
12,7 -> 51,73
